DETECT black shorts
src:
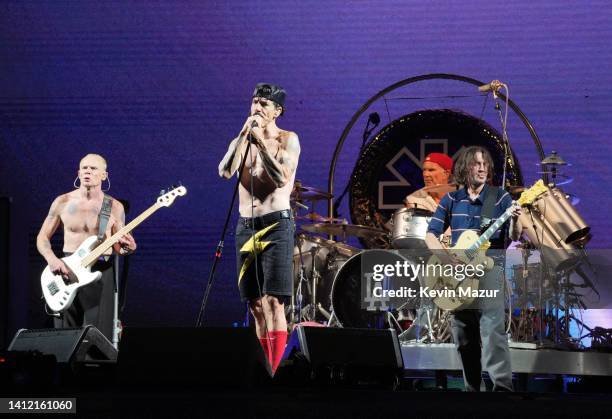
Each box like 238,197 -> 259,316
235,209 -> 294,303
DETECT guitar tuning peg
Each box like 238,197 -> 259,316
159,189 -> 166,196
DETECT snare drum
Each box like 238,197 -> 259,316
391,207 -> 432,249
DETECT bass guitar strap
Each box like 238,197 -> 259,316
97,195 -> 113,244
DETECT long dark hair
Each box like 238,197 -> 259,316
453,146 -> 495,186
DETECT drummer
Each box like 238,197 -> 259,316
404,152 -> 453,212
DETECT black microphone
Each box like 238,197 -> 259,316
247,120 -> 258,139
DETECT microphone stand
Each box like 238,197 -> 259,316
492,91 -> 511,188
332,118 -> 378,216
196,136 -> 253,327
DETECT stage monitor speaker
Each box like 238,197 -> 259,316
118,327 -> 272,388
8,326 -> 117,364
279,326 -> 404,387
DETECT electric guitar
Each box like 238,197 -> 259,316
41,185 -> 187,312
423,181 -> 547,311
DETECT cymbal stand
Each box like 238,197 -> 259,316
310,251 -> 323,321
293,235 -> 307,324
537,259 -> 556,348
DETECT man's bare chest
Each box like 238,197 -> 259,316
60,201 -> 104,233
244,139 -> 282,169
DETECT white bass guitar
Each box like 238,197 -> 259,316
41,185 -> 187,312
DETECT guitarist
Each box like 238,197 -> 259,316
36,153 -> 137,340
425,146 -> 522,392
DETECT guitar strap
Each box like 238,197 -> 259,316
97,194 -> 113,244
480,186 -> 499,232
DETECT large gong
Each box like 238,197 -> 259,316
349,108 -> 523,248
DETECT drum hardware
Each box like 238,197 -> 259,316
291,181 -> 334,202
301,223 -> 387,241
398,307 -> 452,344
535,171 -> 573,187
295,212 -> 346,223
291,235 -> 312,324
317,303 -> 332,320
507,241 -> 597,349
293,200 -> 309,210
508,178 -> 590,348
291,233 -> 322,323
290,232 -> 359,324
537,151 -> 574,188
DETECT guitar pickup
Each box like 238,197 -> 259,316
47,281 -> 60,296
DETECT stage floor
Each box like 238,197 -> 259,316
401,342 -> 612,376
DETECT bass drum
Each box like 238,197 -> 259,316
331,250 -> 416,329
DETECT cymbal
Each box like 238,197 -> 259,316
294,233 -> 360,257
295,213 -> 346,223
291,183 -> 333,201
330,241 -> 360,257
302,223 -> 387,239
294,233 -> 337,249
422,183 -> 459,195
541,151 -> 567,165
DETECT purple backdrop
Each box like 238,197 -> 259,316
1,1 -> 611,337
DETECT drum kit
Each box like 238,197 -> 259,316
289,151 -> 593,348
288,180 -> 450,329
289,182 -> 387,325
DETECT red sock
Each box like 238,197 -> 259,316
259,337 -> 272,367
269,330 -> 288,374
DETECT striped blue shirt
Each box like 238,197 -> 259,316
427,184 -> 512,249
